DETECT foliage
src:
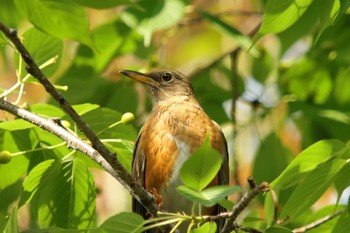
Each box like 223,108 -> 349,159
1,0 -> 350,233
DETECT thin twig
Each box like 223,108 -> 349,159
292,210 -> 344,233
221,180 -> 269,233
0,22 -> 159,216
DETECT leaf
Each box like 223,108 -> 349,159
14,0 -> 93,47
332,211 -> 350,233
0,119 -> 34,131
80,107 -> 137,141
22,159 -> 96,229
271,139 -> 345,189
105,140 -> 133,173
201,12 -> 259,56
334,68 -> 350,105
121,0 -> 185,46
91,19 -> 145,72
260,0 -> 314,34
318,109 -> 350,125
94,212 -> 144,233
177,185 -> 240,207
334,163 -> 350,203
72,103 -> 100,116
0,132 -> 30,189
179,136 -> 222,191
279,158 -> 347,219
253,133 -> 293,183
264,226 -> 292,233
4,207 -> 19,233
71,0 -> 131,9
14,27 -> 63,79
192,222 -> 216,233
0,0 -> 22,28
31,103 -> 66,118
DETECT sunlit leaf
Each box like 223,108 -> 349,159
279,158 -> 347,219
179,136 -> 222,191
0,119 -> 34,131
94,212 -> 144,233
260,0 -> 314,34
14,27 -> 63,79
192,222 -> 216,233
177,185 -> 240,207
72,103 -> 100,116
121,0 -> 185,46
271,139 -> 345,189
22,159 -> 96,229
71,0 -> 131,9
14,0 -> 93,47
265,226 -> 292,233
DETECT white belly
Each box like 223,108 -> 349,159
160,136 -> 192,214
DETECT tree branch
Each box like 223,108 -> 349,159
292,210 -> 344,233
0,22 -> 159,216
221,178 -> 270,233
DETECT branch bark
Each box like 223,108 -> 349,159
0,22 -> 159,216
221,178 -> 270,233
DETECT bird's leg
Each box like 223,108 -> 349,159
149,188 -> 163,208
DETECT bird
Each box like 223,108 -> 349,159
120,69 -> 229,232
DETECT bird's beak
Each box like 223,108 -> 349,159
120,70 -> 157,86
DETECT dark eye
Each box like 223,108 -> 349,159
161,72 -> 173,82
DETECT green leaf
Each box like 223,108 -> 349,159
334,163 -> 350,203
0,132 -> 30,189
0,31 -> 8,46
332,211 -> 350,233
271,139 -> 345,189
0,119 -> 34,131
264,226 -> 292,233
4,207 -> 19,233
14,0 -> 93,47
179,136 -> 222,191
334,68 -> 350,105
201,12 -> 259,56
71,0 -> 131,9
318,109 -> 350,125
91,19 -> 145,72
105,140 -> 133,173
121,0 -> 185,46
192,222 -> 216,233
177,185 -> 240,207
22,159 -> 96,229
253,133 -> 293,183
31,103 -> 66,118
81,107 -> 137,141
94,212 -> 144,233
260,0 -> 314,34
279,158 -> 347,219
72,103 -> 100,116
14,27 -> 63,79
0,0 -> 22,28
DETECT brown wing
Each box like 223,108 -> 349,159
213,121 -> 230,232
131,131 -> 147,217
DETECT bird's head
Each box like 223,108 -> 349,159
120,70 -> 197,105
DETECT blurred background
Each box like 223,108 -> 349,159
1,0 -> 350,230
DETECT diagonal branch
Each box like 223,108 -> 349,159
221,177 -> 270,233
0,22 -> 159,216
292,210 -> 344,233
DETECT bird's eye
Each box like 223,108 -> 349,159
161,72 -> 173,82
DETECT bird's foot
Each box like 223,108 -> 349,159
149,188 -> 163,208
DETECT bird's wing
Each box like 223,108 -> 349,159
132,130 -> 147,217
212,120 -> 230,232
